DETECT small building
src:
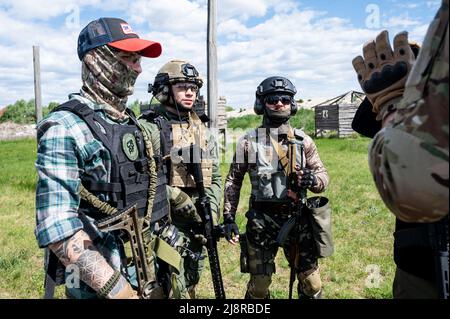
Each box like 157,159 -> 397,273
313,91 -> 365,138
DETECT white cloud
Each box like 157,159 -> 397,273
0,0 -> 435,110
382,16 -> 421,28
0,0 -> 94,21
128,0 -> 207,33
397,3 -> 421,9
219,0 -> 269,22
426,0 -> 441,9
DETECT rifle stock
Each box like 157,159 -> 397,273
95,205 -> 161,299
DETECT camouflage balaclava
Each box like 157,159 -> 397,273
82,45 -> 140,119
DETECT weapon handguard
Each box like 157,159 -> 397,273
185,143 -> 226,299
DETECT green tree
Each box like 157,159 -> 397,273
0,99 -> 36,124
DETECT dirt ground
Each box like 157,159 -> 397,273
0,122 -> 36,141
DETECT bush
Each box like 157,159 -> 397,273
227,108 -> 315,136
0,100 -> 62,124
0,100 -> 36,124
227,114 -> 262,130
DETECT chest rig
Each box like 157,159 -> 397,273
248,127 -> 305,203
53,100 -> 169,223
143,110 -> 213,189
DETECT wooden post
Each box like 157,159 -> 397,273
207,0 -> 218,129
33,45 -> 42,123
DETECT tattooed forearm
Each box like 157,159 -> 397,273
107,275 -> 129,299
49,230 -> 115,291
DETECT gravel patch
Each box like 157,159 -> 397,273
0,122 -> 36,140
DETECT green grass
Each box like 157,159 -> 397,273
0,136 -> 396,299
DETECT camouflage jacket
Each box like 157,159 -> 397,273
369,0 -> 449,222
223,123 -> 329,216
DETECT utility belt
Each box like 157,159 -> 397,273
394,216 -> 449,250
393,215 -> 449,295
247,196 -> 334,259
394,226 -> 432,249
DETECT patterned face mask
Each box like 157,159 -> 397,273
82,45 -> 141,114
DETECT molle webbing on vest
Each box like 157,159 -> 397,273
249,127 -> 305,202
150,111 -> 213,188
52,100 -> 169,224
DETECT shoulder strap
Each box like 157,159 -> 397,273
52,99 -> 93,117
54,99 -> 114,151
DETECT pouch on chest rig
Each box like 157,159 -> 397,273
154,111 -> 213,188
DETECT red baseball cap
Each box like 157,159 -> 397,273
78,18 -> 162,60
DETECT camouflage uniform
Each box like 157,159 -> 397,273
141,102 -> 222,299
354,0 -> 448,298
223,124 -> 329,298
368,0 -> 448,223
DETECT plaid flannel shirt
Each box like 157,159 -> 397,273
35,93 -> 123,273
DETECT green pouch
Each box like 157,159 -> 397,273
307,196 -> 334,258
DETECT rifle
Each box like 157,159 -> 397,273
184,143 -> 226,299
95,205 -> 162,299
276,139 -> 306,299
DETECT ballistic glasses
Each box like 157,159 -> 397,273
265,94 -> 292,105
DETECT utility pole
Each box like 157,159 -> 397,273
207,0 -> 218,128
33,45 -> 42,123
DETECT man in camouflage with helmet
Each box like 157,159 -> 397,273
35,18 -> 183,299
140,59 -> 222,299
352,0 -> 448,299
222,76 -> 330,299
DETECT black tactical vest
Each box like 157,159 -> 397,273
53,100 -> 169,223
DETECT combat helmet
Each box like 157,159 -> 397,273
149,59 -> 203,105
254,76 -> 298,115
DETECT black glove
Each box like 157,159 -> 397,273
223,214 -> 239,241
299,169 -> 317,189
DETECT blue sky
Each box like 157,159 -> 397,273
0,0 -> 442,109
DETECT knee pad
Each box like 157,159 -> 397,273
247,274 -> 272,299
298,268 -> 322,297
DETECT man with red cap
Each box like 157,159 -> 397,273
35,18 -> 182,299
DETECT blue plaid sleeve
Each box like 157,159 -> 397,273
35,113 -> 83,248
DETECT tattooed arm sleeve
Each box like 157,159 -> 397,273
303,134 -> 329,193
48,230 -> 133,298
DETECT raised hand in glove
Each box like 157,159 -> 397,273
352,30 -> 416,122
223,214 -> 239,245
298,168 -> 317,189
170,187 -> 202,224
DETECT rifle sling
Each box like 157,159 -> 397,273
152,237 -> 181,274
268,128 -> 296,176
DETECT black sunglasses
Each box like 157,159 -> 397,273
265,94 -> 292,105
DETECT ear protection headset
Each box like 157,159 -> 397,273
254,76 -> 298,115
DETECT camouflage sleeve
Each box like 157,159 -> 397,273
303,134 -> 329,193
223,136 -> 249,216
368,4 -> 449,223
138,119 -> 161,155
205,133 -> 222,219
